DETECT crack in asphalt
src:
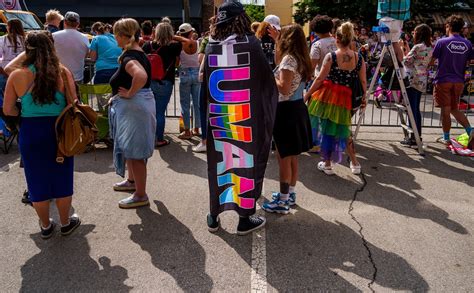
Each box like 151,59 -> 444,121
348,173 -> 377,292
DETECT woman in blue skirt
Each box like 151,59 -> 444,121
2,31 -> 80,239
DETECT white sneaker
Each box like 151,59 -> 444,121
192,142 -> 207,153
317,161 -> 335,175
350,162 -> 361,175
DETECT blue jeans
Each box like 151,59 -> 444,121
0,75 -> 7,100
199,82 -> 207,140
93,68 -> 117,84
407,87 -> 422,137
151,80 -> 174,141
179,67 -> 201,129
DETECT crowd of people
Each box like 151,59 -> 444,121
0,0 -> 473,238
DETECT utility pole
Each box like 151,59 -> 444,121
183,0 -> 191,22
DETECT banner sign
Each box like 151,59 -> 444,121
0,0 -> 22,10
205,34 -> 277,217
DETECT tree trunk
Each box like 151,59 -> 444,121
183,0 -> 191,22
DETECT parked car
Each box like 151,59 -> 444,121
0,9 -> 43,31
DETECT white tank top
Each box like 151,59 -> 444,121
180,50 -> 200,68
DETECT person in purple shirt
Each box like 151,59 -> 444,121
431,15 -> 473,149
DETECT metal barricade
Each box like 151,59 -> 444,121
352,64 -> 474,129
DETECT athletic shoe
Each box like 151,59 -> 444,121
207,214 -> 220,233
237,215 -> 266,236
410,137 -> 424,149
436,137 -> 451,146
400,137 -> 416,147
22,190 -> 32,206
271,192 -> 296,206
113,180 -> 136,192
60,215 -> 81,236
118,195 -> 149,209
317,161 -> 335,175
262,197 -> 290,214
350,162 -> 362,175
40,219 -> 55,239
192,142 -> 207,153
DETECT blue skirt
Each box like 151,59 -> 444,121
109,88 -> 156,177
19,116 -> 74,202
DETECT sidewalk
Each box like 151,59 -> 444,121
0,123 -> 472,292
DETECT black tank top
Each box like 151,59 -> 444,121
110,50 -> 151,95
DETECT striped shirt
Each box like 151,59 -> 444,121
377,0 -> 411,21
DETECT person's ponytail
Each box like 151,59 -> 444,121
113,18 -> 141,60
336,22 -> 354,47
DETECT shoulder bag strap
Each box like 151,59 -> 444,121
151,42 -> 162,54
60,68 -> 75,106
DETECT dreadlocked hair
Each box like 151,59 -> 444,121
22,31 -> 61,105
210,13 -> 253,41
7,18 -> 25,53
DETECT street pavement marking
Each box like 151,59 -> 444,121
0,160 -> 19,174
251,205 -> 267,293
251,227 -> 267,292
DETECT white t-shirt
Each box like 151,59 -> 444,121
274,55 -> 302,102
0,36 -> 25,68
53,29 -> 89,81
310,37 -> 337,78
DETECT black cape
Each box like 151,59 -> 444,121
203,34 -> 278,217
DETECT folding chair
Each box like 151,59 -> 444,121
78,84 -> 113,147
0,114 -> 18,154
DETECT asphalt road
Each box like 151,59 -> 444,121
0,122 -> 473,292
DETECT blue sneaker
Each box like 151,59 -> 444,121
262,196 -> 290,215
271,192 -> 296,206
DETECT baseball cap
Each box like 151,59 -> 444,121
263,15 -> 281,31
178,23 -> 194,34
64,11 -> 80,23
215,1 -> 245,26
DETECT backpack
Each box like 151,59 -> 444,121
147,43 -> 167,81
55,69 -> 98,163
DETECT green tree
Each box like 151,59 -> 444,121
244,4 -> 265,22
293,0 -> 466,28
293,0 -> 378,26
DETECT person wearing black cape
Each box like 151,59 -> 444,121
203,1 -> 278,236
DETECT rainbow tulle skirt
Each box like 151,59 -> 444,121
308,80 -> 352,162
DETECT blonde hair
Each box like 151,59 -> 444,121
251,22 -> 260,33
45,9 -> 63,23
255,21 -> 271,39
113,18 -> 141,51
154,22 -> 174,46
336,22 -> 354,47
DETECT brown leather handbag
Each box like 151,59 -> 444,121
55,69 -> 98,163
